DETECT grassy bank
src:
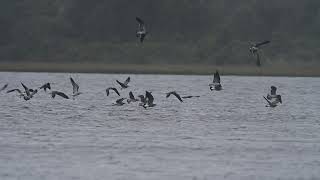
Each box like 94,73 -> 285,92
0,62 -> 319,77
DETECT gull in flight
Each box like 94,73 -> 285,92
209,71 -> 222,91
166,91 -> 183,102
70,77 -> 82,99
249,40 -> 270,67
127,91 -> 139,103
136,17 -> 147,43
106,87 -> 120,96
142,91 -> 156,108
7,83 -> 38,101
39,83 -> 51,92
113,98 -> 126,106
50,91 -> 69,99
116,77 -> 130,89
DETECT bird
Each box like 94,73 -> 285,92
263,95 -> 282,107
249,40 -> 270,67
70,77 -> 82,99
209,71 -> 222,91
181,95 -> 200,99
136,17 -> 147,43
138,94 -> 147,106
114,98 -> 126,106
143,91 -> 156,108
116,77 -> 130,89
39,83 -> 51,92
106,87 -> 120,96
50,91 -> 69,99
127,91 -> 139,103
0,83 -> 8,92
20,83 -> 38,100
267,86 -> 278,100
166,91 -> 183,102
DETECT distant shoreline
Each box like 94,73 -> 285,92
0,62 -> 319,77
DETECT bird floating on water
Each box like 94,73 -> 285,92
136,17 -> 147,43
249,40 -> 270,67
116,77 -> 130,89
209,71 -> 222,91
263,86 -> 282,107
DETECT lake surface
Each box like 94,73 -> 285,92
0,72 -> 320,180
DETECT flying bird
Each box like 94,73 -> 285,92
249,40 -> 270,67
209,71 -> 222,91
39,83 -> 51,92
106,87 -> 120,96
50,91 -> 69,99
0,83 -> 8,92
136,17 -> 147,43
70,77 -> 82,99
116,77 -> 130,89
166,91 -> 183,102
114,98 -> 126,106
127,91 -> 139,103
20,83 -> 38,100
143,91 -> 156,108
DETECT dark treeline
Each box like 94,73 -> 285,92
0,0 -> 320,65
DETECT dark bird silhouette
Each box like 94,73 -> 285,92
127,91 -> 139,103
181,95 -> 200,99
106,87 -> 120,96
143,91 -> 156,108
114,98 -> 126,106
39,83 -> 51,92
70,77 -> 82,98
116,77 -> 130,89
166,91 -> 183,102
7,89 -> 23,95
0,83 -> 8,92
50,91 -> 69,99
209,71 -> 222,91
263,95 -> 282,107
249,40 -> 270,67
267,86 -> 278,100
136,17 -> 147,43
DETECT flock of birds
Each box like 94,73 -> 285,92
136,17 -> 270,67
0,17 -> 279,108
0,71 -> 282,108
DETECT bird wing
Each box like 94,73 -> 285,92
116,80 -> 126,87
70,77 -> 79,94
0,83 -> 8,91
271,86 -> 277,95
21,83 -> 30,96
7,89 -> 22,94
145,91 -> 154,104
136,17 -> 144,25
166,92 -> 172,98
124,77 -> 130,86
129,91 -> 135,99
255,40 -> 270,47
112,88 -> 120,96
116,98 -> 125,104
55,91 -> 69,99
263,96 -> 272,106
213,71 -> 221,83
172,92 -> 183,102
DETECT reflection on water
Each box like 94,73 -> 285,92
0,72 -> 320,180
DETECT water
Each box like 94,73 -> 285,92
0,72 -> 320,180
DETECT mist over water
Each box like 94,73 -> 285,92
0,72 -> 320,180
